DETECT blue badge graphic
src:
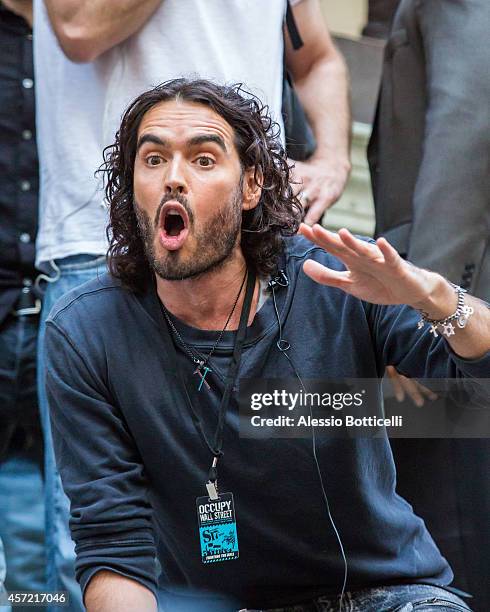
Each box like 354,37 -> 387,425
196,492 -> 239,563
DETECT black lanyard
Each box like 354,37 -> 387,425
157,271 -> 256,474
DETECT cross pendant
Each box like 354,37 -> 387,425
194,365 -> 212,391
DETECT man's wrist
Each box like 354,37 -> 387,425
311,151 -> 351,173
410,272 -> 457,320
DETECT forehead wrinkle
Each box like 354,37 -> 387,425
137,100 -> 235,150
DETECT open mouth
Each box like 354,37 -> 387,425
164,210 -> 185,236
158,202 -> 190,251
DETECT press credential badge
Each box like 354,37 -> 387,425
196,492 -> 239,563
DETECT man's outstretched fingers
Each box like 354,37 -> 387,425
338,228 -> 381,260
310,224 -> 358,260
376,237 -> 400,267
303,259 -> 352,288
298,222 -> 315,242
386,366 -> 405,402
300,223 -> 346,258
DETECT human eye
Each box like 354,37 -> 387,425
195,156 -> 215,168
146,154 -> 164,166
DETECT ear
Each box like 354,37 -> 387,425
241,166 -> 263,211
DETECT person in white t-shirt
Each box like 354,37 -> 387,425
33,1 -> 350,608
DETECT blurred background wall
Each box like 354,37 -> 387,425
320,0 -> 367,36
315,0 -> 387,236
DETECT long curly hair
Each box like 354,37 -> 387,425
100,78 -> 303,292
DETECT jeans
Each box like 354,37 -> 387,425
37,255 -> 107,612
0,313 -> 46,611
156,584 -> 471,612
0,456 -> 46,612
251,584 -> 472,612
0,537 -> 9,611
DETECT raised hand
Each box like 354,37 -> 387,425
298,223 -> 441,308
290,157 -> 350,225
386,366 -> 438,407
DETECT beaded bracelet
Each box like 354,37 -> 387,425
417,283 -> 474,338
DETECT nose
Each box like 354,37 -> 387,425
164,156 -> 187,195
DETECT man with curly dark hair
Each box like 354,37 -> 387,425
102,79 -> 303,292
44,79 -> 489,612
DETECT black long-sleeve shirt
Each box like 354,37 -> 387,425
45,237 -> 490,610
0,6 -> 39,325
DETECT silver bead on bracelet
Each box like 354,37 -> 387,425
417,283 -> 474,338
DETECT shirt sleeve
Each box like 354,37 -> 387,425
368,301 -> 490,404
45,320 -> 157,598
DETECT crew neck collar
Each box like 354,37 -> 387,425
138,272 -> 289,350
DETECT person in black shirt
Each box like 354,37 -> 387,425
0,0 -> 47,604
45,79 -> 490,612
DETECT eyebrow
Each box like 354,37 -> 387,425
188,134 -> 228,153
136,133 -> 228,154
137,134 -> 166,151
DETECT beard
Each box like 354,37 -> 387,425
134,176 -> 244,281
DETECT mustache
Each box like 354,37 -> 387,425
154,192 -> 194,228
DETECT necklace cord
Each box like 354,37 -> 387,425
212,270 -> 256,456
157,269 -> 256,472
160,267 -> 248,369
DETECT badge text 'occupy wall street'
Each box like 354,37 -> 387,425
196,492 -> 239,563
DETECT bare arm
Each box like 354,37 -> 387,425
2,0 -> 33,26
43,0 -> 162,62
85,571 -> 157,612
285,0 -> 351,224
